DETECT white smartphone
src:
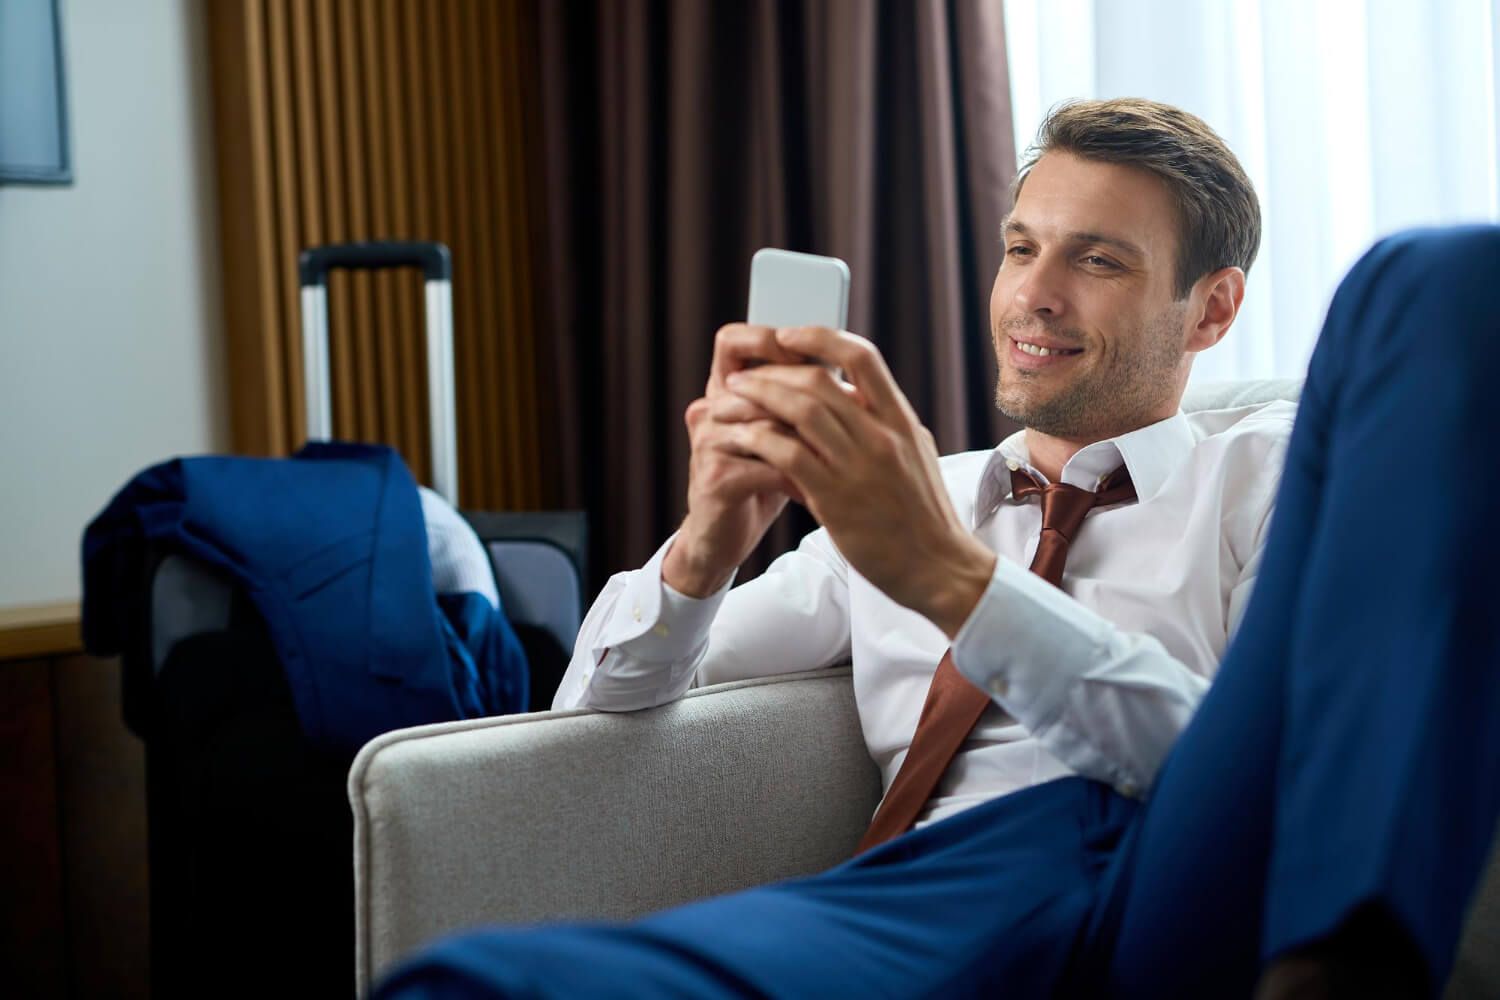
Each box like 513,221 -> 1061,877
746,248 -> 851,331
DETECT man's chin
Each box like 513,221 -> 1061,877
995,393 -> 1051,430
995,382 -> 1089,436
996,378 -> 1061,416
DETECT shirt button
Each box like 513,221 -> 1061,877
1119,780 -> 1140,798
1005,459 -> 1020,472
987,676 -> 1009,697
632,605 -> 642,622
652,623 -> 670,637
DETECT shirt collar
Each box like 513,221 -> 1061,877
971,411 -> 1196,530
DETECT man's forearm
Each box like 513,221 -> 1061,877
915,536 -> 999,640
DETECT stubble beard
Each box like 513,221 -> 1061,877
993,307 -> 1187,440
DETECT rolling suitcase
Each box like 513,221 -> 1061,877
298,242 -> 587,708
121,241 -> 586,997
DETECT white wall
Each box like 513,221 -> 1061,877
0,0 -> 227,608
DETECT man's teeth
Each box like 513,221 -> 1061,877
1016,340 -> 1075,357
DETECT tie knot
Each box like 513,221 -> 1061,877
1010,464 -> 1137,543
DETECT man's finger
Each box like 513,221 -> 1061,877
685,397 -> 710,433
703,450 -> 795,497
700,416 -> 782,457
707,390 -> 777,425
699,421 -> 806,503
772,327 -> 908,420
708,323 -> 808,390
724,366 -> 864,460
727,417 -> 833,501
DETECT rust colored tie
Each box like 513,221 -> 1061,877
856,464 -> 1137,853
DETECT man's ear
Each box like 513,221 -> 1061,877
1185,266 -> 1245,353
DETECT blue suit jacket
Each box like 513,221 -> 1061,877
82,442 -> 528,757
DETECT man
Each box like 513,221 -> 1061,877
379,100 -> 1500,997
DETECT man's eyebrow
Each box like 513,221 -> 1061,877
1070,231 -> 1146,259
1002,218 -> 1146,259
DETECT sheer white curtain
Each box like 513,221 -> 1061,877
1004,0 -> 1500,382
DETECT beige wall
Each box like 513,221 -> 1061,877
0,0 -> 227,608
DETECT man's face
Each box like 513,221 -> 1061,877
991,152 -> 1194,441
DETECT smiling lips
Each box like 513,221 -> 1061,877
1009,336 -> 1083,366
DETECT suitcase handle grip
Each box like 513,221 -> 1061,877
297,240 -> 459,505
298,240 -> 452,286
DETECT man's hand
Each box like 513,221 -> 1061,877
663,324 -> 810,597
718,327 -> 997,638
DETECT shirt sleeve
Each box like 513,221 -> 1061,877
951,518 -> 1274,800
1226,503 -> 1271,636
552,527 -> 853,712
948,560 -> 1206,798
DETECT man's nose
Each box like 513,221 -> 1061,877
1012,255 -> 1067,318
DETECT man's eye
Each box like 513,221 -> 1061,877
1082,255 -> 1119,269
1005,245 -> 1034,259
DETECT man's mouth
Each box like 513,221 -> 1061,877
1013,339 -> 1082,357
1009,336 -> 1084,360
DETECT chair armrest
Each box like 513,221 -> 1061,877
348,666 -> 880,994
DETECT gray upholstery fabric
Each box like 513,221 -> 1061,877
351,378 -> 1497,997
1445,829 -> 1500,999
1182,377 -> 1303,411
349,668 -> 882,995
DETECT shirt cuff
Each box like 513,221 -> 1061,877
949,556 -> 1111,728
599,533 -> 737,662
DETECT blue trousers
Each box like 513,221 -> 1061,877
377,227 -> 1500,998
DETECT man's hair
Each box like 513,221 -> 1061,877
1016,98 -> 1261,298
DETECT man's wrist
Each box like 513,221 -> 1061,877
662,527 -> 736,598
925,538 -> 997,640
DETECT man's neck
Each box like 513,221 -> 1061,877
1019,392 -> 1187,483
1021,429 -> 1094,484
1022,411 -> 1172,482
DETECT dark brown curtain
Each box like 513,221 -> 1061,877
536,0 -> 1019,591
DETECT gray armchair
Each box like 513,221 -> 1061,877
348,666 -> 1499,997
348,379 -> 1499,997
350,668 -> 877,994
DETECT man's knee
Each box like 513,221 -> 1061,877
1374,224 -> 1500,293
1319,225 -> 1500,386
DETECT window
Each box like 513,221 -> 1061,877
1006,0 -> 1500,381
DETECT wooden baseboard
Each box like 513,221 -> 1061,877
0,602 -> 83,661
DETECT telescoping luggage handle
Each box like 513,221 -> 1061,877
298,241 -> 458,505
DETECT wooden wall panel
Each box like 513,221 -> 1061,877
208,1 -> 289,459
207,0 -> 547,510
52,655 -> 149,999
0,659 -> 66,998
1,654 -> 148,999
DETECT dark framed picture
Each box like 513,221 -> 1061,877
0,0 -> 72,185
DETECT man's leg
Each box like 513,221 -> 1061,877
374,776 -> 1136,998
1100,226 -> 1500,997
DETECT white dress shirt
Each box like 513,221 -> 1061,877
553,401 -> 1296,827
